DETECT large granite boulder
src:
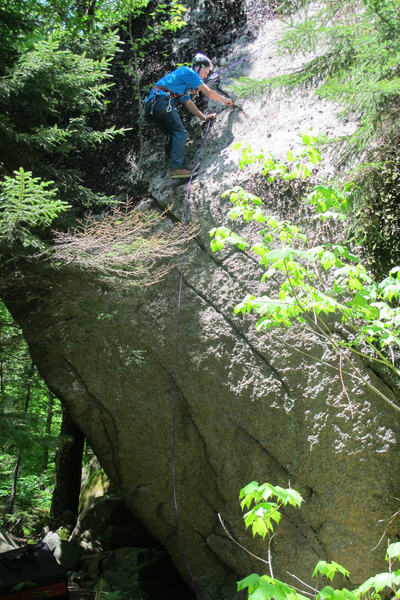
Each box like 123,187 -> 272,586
3,2 -> 400,599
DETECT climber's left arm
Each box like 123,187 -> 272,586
197,84 -> 234,106
183,99 -> 216,121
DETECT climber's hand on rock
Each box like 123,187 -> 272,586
204,113 -> 217,121
224,98 -> 234,106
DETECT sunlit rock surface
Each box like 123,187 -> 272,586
4,2 -> 400,598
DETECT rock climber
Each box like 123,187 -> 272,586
144,53 -> 234,179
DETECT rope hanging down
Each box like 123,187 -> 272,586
170,40 -> 269,597
171,119 -> 211,600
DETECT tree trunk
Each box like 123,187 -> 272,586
7,362 -> 34,513
8,450 -> 21,514
50,403 -> 85,528
0,360 -> 4,398
75,0 -> 97,28
42,392 -> 54,470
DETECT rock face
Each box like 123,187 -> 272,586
4,2 -> 400,599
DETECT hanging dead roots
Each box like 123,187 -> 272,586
47,200 -> 199,286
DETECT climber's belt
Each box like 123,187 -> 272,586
152,85 -> 182,100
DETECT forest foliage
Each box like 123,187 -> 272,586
0,302 -> 62,529
0,0 -> 187,264
0,0 -> 187,532
0,0 -> 126,213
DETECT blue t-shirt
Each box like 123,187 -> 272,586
148,66 -> 203,103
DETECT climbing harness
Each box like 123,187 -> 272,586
152,85 -> 184,100
146,88 -> 175,117
139,84 -> 181,123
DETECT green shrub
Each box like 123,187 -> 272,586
211,136 -> 400,414
238,481 -> 400,600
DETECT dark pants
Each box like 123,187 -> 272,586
145,94 -> 188,170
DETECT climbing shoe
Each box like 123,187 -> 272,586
171,169 -> 192,179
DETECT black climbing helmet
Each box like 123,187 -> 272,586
192,53 -> 213,72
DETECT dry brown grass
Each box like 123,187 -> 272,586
48,200 -> 199,286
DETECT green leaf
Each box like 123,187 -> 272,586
238,573 -> 306,600
240,481 -> 259,499
260,483 -> 303,507
313,561 -> 350,582
356,572 -> 399,595
387,542 -> 400,562
348,277 -> 362,291
317,587 -> 359,600
238,573 -> 261,593
320,250 -> 337,270
13,582 -> 37,591
0,167 -> 69,249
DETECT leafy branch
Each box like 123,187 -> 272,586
210,136 -> 400,413
0,168 -> 69,250
237,481 -> 400,600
